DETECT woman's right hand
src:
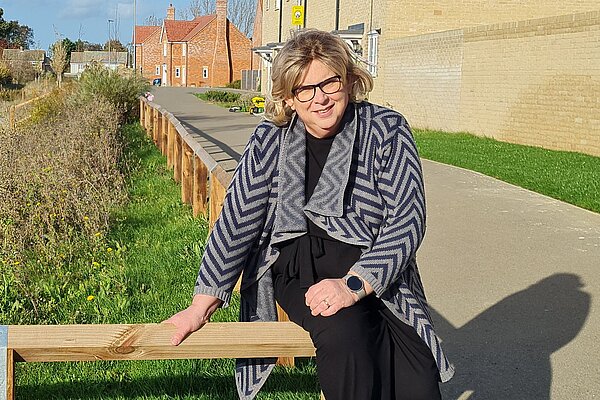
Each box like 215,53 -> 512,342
163,294 -> 223,346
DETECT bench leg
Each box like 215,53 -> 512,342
276,304 -> 295,367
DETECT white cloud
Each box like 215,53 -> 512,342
59,0 -> 105,19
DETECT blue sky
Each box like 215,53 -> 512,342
0,0 -> 191,51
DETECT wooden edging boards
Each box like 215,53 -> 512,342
8,92 -> 52,129
1,322 -> 315,400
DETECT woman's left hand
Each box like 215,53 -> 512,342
305,279 -> 357,317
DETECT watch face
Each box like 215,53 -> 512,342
346,276 -> 363,291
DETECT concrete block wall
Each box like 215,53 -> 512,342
382,11 -> 600,156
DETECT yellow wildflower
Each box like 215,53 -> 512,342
107,247 -> 113,252
87,295 -> 95,301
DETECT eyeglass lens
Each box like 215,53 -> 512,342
294,76 -> 342,102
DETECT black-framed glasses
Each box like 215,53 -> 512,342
292,75 -> 343,103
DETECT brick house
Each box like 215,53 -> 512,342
69,51 -> 128,76
134,1 -> 252,87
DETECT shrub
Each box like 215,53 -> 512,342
76,62 -> 149,122
225,80 -> 241,89
0,93 -> 127,324
203,90 -> 240,104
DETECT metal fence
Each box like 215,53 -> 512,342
241,69 -> 260,92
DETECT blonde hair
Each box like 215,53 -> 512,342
264,29 -> 373,126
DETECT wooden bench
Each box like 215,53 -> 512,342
1,322 -> 316,400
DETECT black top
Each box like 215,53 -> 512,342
271,131 -> 363,285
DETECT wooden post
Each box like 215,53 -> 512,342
182,142 -> 194,205
209,174 -> 227,231
173,134 -> 182,184
145,103 -> 151,133
161,113 -> 168,156
153,108 -> 159,144
156,112 -> 163,150
193,155 -> 209,217
139,98 -> 144,127
6,348 -> 14,400
276,306 -> 295,367
167,122 -> 175,169
8,106 -> 15,130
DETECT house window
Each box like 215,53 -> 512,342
163,43 -> 167,57
203,67 -> 208,79
275,0 -> 280,10
367,30 -> 379,77
155,66 -> 160,75
175,67 -> 181,78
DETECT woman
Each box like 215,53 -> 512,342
165,29 -> 454,399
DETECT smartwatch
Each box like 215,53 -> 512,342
343,274 -> 367,300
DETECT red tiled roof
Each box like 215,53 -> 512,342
164,19 -> 200,42
182,15 -> 216,41
134,26 -> 160,44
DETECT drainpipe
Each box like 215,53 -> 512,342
278,1 -> 283,42
335,0 -> 340,30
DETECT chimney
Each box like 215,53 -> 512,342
166,3 -> 175,20
211,0 -> 231,86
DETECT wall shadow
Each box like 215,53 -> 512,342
433,273 -> 590,400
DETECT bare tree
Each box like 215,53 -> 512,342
178,0 -> 255,37
179,0 -> 215,19
228,0 -> 255,37
50,40 -> 67,87
145,14 -> 163,26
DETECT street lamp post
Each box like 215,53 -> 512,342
133,0 -> 137,72
108,19 -> 114,69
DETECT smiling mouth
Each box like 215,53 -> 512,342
315,105 -> 334,114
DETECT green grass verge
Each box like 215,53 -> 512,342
15,123 -> 320,399
413,129 -> 600,213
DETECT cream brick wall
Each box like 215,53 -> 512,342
383,0 -> 600,39
383,11 -> 600,156
383,30 -> 464,132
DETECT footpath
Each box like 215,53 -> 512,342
151,87 -> 600,400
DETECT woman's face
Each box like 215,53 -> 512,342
285,60 -> 351,138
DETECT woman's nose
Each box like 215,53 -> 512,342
313,86 -> 329,103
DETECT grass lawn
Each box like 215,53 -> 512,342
413,129 -> 600,214
14,123 -> 320,399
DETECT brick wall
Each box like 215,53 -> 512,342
382,11 -> 600,156
228,21 -> 252,82
138,30 -> 163,81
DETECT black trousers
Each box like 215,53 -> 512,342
272,235 -> 441,400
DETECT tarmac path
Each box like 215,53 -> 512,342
151,87 -> 600,400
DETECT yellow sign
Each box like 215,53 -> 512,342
292,6 -> 304,26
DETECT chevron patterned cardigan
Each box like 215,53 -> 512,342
194,101 -> 454,399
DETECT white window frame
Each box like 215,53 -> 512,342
275,0 -> 280,10
175,67 -> 181,78
367,30 -> 379,77
155,65 -> 160,75
203,66 -> 209,79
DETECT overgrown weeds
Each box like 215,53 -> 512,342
0,65 -> 148,324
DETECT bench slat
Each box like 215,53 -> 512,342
8,322 -> 315,362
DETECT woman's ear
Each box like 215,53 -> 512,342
284,98 -> 295,111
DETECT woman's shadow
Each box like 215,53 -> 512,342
432,273 -> 590,400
